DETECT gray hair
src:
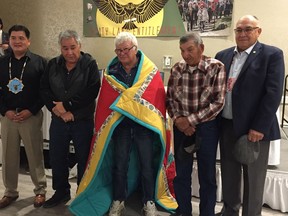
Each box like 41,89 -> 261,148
58,30 -> 81,45
114,32 -> 138,47
237,15 -> 260,27
179,32 -> 203,46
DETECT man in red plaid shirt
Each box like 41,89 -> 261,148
166,32 -> 226,216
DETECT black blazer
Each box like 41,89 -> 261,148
215,42 -> 285,141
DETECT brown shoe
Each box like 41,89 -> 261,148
0,196 -> 19,209
34,194 -> 45,208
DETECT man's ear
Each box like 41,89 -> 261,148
257,27 -> 262,36
200,43 -> 205,53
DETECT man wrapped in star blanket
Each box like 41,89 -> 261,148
69,50 -> 177,215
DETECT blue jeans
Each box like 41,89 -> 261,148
173,119 -> 218,216
112,122 -> 155,204
49,117 -> 94,192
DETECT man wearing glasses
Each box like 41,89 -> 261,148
215,15 -> 284,215
69,32 -> 176,216
108,32 -> 159,216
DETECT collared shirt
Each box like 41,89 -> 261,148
108,53 -> 140,88
58,54 -> 83,90
109,63 -> 138,88
166,55 -> 226,126
0,50 -> 47,115
222,44 -> 255,119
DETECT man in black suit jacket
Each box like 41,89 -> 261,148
215,15 -> 284,216
0,18 -> 9,56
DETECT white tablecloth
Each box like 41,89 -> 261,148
268,139 -> 281,165
263,170 -> 288,212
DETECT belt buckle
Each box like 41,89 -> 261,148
16,108 -> 23,113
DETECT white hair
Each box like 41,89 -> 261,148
114,32 -> 138,47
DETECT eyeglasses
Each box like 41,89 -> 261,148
234,27 -> 259,34
114,45 -> 135,54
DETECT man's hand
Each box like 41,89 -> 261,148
175,116 -> 191,132
6,109 -> 32,123
5,110 -> 17,121
0,44 -> 9,51
60,111 -> 74,123
52,107 -> 61,117
53,101 -> 66,115
248,129 -> 264,142
183,126 -> 196,136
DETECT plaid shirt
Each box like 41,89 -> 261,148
166,55 -> 226,126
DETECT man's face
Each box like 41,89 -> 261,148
235,17 -> 261,51
180,39 -> 204,66
9,31 -> 30,54
115,40 -> 137,65
60,37 -> 81,64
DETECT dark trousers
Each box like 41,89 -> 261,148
49,117 -> 94,192
173,119 -> 218,216
220,118 -> 270,216
112,123 -> 155,204
191,10 -> 198,29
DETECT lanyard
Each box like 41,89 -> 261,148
7,56 -> 28,94
9,56 -> 28,80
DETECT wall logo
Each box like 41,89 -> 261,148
83,0 -> 186,37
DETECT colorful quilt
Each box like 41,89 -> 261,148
69,51 -> 177,215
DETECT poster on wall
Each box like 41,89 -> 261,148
178,0 -> 234,36
83,0 -> 233,37
83,0 -> 186,37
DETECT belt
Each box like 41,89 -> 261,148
15,108 -> 24,113
221,117 -> 233,122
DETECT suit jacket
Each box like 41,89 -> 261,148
215,41 -> 285,141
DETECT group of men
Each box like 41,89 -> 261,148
167,15 -> 284,216
0,14 -> 285,216
0,23 -> 101,210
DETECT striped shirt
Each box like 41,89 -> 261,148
166,55 -> 226,126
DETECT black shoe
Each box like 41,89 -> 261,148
42,191 -> 71,208
170,208 -> 192,216
170,213 -> 192,216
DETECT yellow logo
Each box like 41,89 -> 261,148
94,0 -> 168,37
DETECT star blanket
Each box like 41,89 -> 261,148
69,50 -> 177,215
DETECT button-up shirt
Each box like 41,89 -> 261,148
166,55 -> 226,126
222,45 -> 254,119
